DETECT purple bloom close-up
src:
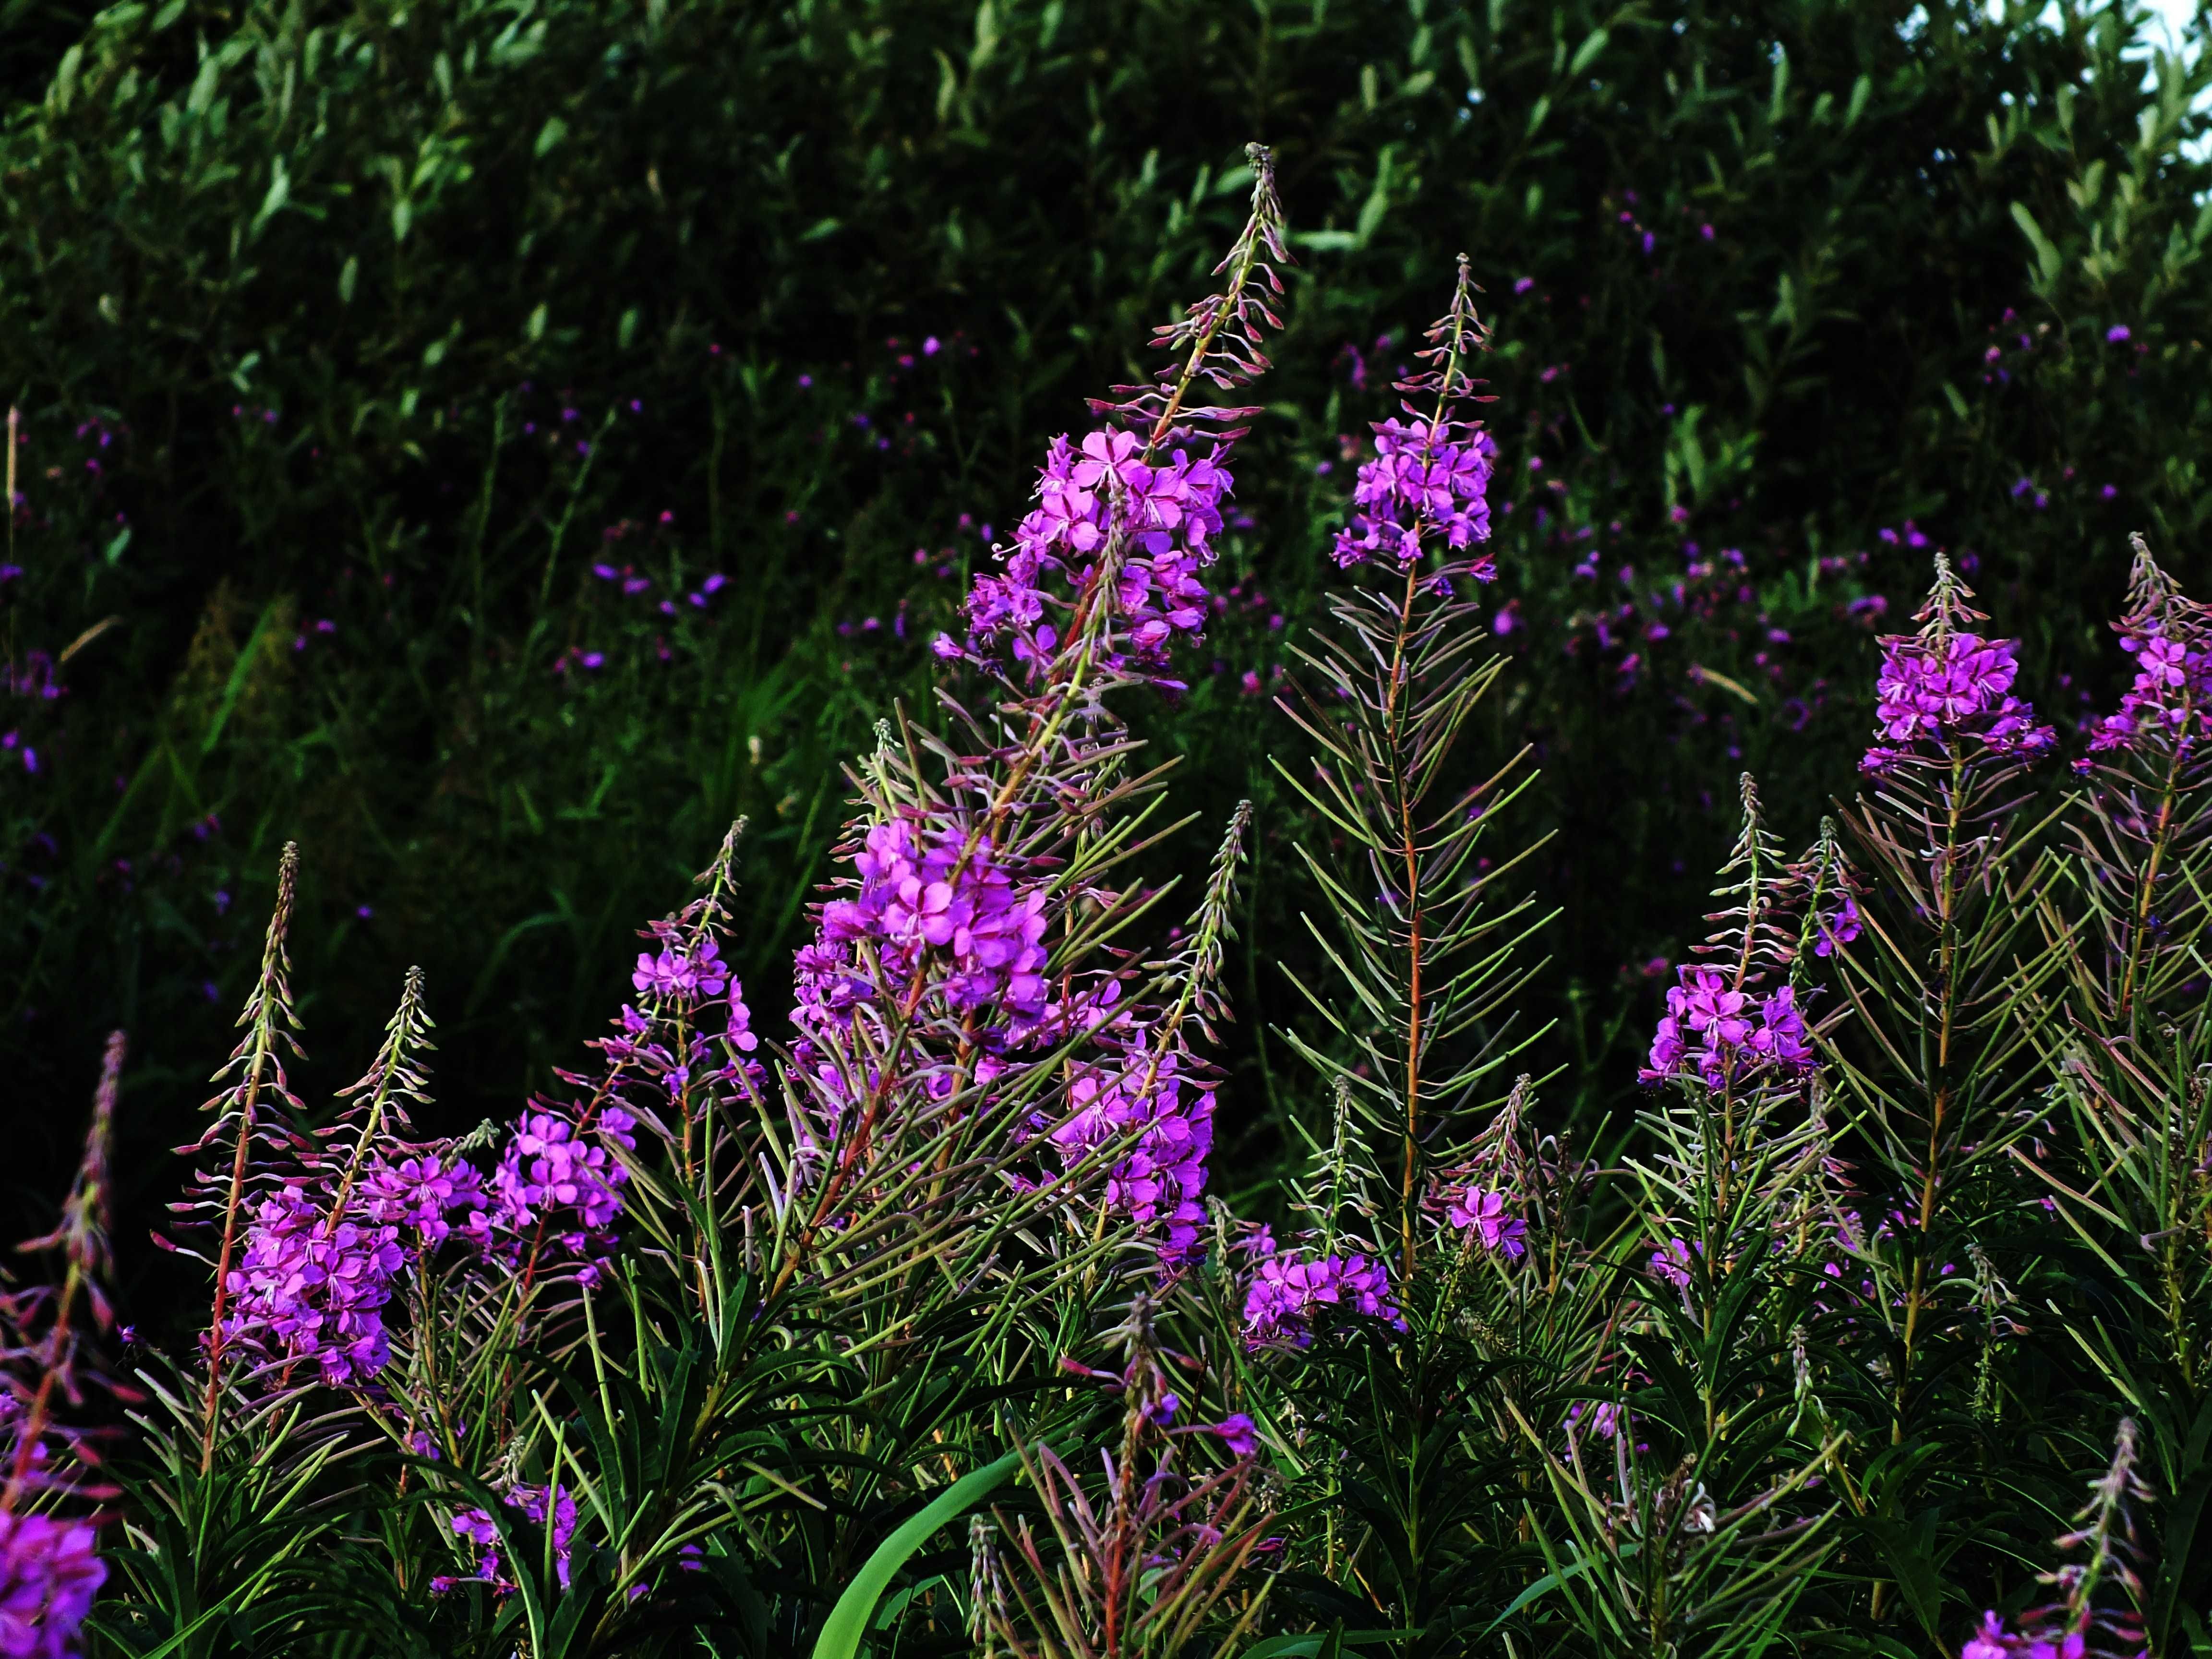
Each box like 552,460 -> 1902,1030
0,1514 -> 106,1659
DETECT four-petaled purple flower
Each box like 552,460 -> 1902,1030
1814,892 -> 1861,957
1445,1187 -> 1528,1258
1212,1413 -> 1262,1457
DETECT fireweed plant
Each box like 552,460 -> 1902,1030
6,165 -> 2212,1659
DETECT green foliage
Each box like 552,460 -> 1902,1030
7,5 -> 2212,1650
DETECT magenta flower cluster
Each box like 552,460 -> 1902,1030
632,932 -> 730,1003
1862,631 -> 2054,772
1642,968 -> 1811,1088
792,812 -> 1054,1124
817,819 -> 1049,1022
220,1183 -> 409,1384
0,1513 -> 105,1659
1332,418 -> 1497,573
222,1147 -> 493,1384
603,927 -> 766,1113
1444,1186 -> 1527,1257
483,1106 -> 637,1286
1047,1025 -> 1216,1263
942,429 -> 1231,690
1241,1247 -> 1401,1347
2089,623 -> 2210,751
361,1152 -> 487,1249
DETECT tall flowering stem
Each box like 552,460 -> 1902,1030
1277,256 -> 1546,1274
1,1033 -> 131,1658
1822,560 -> 2061,1453
2068,533 -> 2212,1031
175,840 -> 307,1471
1960,1419 -> 2152,1659
780,149 -> 1288,1301
2021,544 -> 2212,1648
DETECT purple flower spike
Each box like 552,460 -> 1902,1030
2086,542 -> 2212,755
1860,560 -> 2054,772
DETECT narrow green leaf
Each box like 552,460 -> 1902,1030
810,1449 -> 1022,1659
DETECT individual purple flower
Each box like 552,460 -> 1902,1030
0,1514 -> 106,1659
1564,1399 -> 1622,1442
1649,1237 -> 1698,1289
1960,1610 -> 2013,1659
1444,1187 -> 1527,1258
1814,891 -> 1861,956
1211,1413 -> 1261,1456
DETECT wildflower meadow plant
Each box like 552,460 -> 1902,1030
7,150 -> 2212,1659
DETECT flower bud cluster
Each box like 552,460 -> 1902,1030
1442,1185 -> 1527,1257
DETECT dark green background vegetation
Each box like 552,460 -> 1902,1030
4,0 -> 2208,1308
